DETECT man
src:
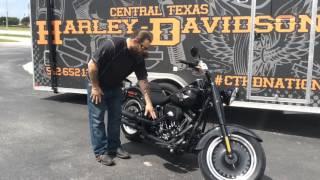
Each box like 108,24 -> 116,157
87,31 -> 157,166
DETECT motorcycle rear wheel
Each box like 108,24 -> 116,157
198,134 -> 266,180
121,98 -> 144,142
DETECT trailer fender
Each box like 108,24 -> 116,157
195,124 -> 263,151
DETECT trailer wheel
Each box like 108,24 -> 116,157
158,82 -> 179,96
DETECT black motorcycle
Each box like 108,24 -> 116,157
121,47 -> 266,180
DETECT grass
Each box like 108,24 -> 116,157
0,39 -> 18,42
0,34 -> 30,38
0,26 -> 30,31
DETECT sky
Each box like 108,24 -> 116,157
0,0 -> 29,19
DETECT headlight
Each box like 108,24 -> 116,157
220,88 -> 239,106
229,88 -> 239,105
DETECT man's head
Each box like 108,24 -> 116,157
128,30 -> 153,58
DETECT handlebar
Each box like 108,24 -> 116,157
178,60 -> 199,68
178,60 -> 213,84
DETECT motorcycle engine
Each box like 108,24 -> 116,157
155,104 -> 184,141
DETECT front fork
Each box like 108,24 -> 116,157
208,77 -> 233,156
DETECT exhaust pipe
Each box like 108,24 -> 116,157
121,110 -> 159,126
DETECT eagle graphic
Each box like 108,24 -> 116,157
200,0 -> 320,78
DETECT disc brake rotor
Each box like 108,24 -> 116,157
212,140 -> 251,179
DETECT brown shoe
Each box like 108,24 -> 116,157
96,154 -> 115,166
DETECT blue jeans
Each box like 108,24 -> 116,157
87,84 -> 123,156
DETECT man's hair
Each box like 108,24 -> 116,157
132,30 -> 153,43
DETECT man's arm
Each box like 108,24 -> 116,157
139,79 -> 157,119
88,59 -> 104,104
88,60 -> 99,87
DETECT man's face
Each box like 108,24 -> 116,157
130,39 -> 151,58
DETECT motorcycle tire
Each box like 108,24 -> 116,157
121,97 -> 144,142
198,134 -> 266,180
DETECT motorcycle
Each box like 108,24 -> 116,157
121,47 -> 266,180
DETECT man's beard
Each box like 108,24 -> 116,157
129,47 -> 149,58
128,46 -> 141,56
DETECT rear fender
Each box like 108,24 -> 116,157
122,87 -> 145,114
195,124 -> 263,151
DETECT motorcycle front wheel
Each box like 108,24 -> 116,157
198,134 -> 266,180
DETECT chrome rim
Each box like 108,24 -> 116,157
206,135 -> 258,180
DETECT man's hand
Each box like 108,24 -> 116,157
139,79 -> 157,120
90,86 -> 104,104
144,103 -> 157,120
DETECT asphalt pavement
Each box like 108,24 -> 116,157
0,44 -> 320,180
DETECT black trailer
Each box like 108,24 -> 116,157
31,0 -> 320,113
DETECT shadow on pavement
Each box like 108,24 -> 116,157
122,141 -> 198,174
43,93 -> 87,105
262,176 -> 273,180
225,107 -> 320,139
123,141 -> 273,179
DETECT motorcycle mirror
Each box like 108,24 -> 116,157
190,47 -> 199,57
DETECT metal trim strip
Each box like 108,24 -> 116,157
305,0 -> 319,104
34,86 -> 87,94
246,0 -> 257,100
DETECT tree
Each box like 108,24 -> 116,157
0,17 -> 19,26
0,17 -> 6,26
21,16 -> 30,27
8,17 -> 19,26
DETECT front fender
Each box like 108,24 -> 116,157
195,124 -> 263,151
